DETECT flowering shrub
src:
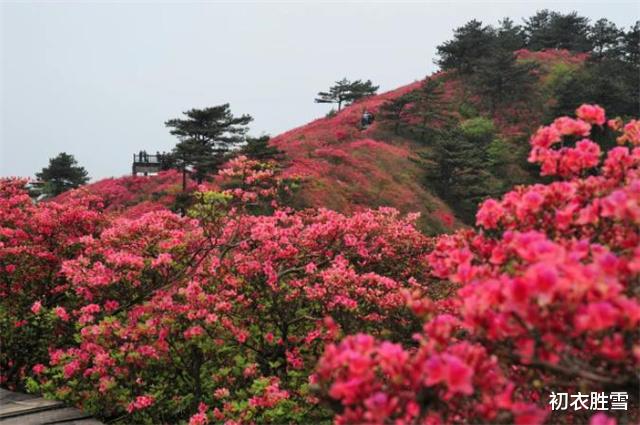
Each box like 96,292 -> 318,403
212,155 -> 301,214
55,170 -> 189,216
0,180 -> 105,389
35,205 -> 431,423
315,106 -> 640,424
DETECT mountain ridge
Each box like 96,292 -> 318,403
57,49 -> 590,232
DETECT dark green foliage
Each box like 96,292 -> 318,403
315,78 -> 379,110
408,79 -> 452,142
552,57 -> 639,119
416,118 -> 512,224
457,102 -> 479,119
378,88 -> 424,134
497,18 -> 527,51
241,135 -> 284,161
378,95 -> 412,134
523,10 -> 592,52
459,117 -> 495,144
349,79 -> 379,100
435,17 -> 537,117
379,78 -> 451,142
420,12 -> 637,225
325,109 -> 338,119
435,13 -> 637,121
621,21 -> 639,65
588,18 -> 624,60
436,20 -> 497,74
419,129 -> 494,224
166,104 -> 252,184
472,48 -> 538,116
381,79 -> 452,142
158,151 -> 178,171
35,152 -> 89,197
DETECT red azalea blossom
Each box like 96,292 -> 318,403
126,395 -> 155,413
576,104 -> 606,126
30,301 -> 42,315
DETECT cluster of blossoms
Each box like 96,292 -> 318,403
314,332 -> 529,424
0,180 -> 104,388
213,155 -> 297,211
39,204 -> 430,423
1,105 -> 638,425
55,169 -> 192,216
315,106 -> 639,424
126,395 -> 155,413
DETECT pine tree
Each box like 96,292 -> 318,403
522,10 -> 555,50
349,79 -> 379,101
436,20 -> 496,74
405,79 -> 452,142
315,78 -> 378,111
35,152 -> 89,197
496,18 -> 527,51
549,21 -> 638,120
588,19 -> 623,60
379,94 -> 412,134
524,10 -> 592,52
471,48 -> 538,116
419,130 -> 493,224
621,21 -> 639,65
166,104 -> 252,186
241,135 -> 283,161
552,58 -> 639,119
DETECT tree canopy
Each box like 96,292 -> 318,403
435,13 -> 639,119
240,135 -> 283,161
437,12 -> 638,72
166,104 -> 252,184
523,10 -> 593,52
315,78 -> 379,111
35,152 -> 89,197
436,20 -> 498,74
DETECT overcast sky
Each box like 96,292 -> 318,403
1,1 -> 638,180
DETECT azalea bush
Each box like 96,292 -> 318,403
212,155 -> 301,215
314,106 -> 640,424
0,180 -> 104,389
40,205 -> 430,423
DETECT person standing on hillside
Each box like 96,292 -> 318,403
361,109 -> 374,128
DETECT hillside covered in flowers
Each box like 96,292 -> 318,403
56,48 -> 616,236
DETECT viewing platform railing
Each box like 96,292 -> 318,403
133,153 -> 162,164
132,152 -> 164,175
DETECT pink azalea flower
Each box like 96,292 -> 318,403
30,301 -> 42,314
